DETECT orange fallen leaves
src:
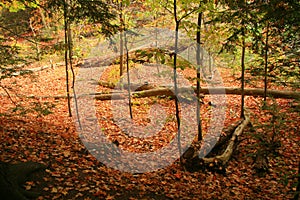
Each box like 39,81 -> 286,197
0,65 -> 298,199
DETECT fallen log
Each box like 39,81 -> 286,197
97,80 -> 300,99
9,62 -> 65,76
1,87 -> 298,100
209,87 -> 300,99
182,110 -> 250,172
98,80 -> 156,91
93,87 -> 300,100
94,88 -> 175,100
202,111 -> 250,165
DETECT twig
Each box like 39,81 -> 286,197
0,85 -> 17,106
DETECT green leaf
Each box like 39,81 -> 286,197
123,0 -> 131,6
8,1 -> 26,12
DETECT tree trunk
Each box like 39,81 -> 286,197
294,161 -> 300,200
124,24 -> 133,119
173,0 -> 183,165
119,2 -> 124,77
196,11 -> 203,141
64,0 -> 72,117
264,22 -> 270,102
241,29 -> 246,119
29,19 -> 41,61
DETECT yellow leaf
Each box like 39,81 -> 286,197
25,185 -> 31,190
51,187 -> 58,193
63,150 -> 71,157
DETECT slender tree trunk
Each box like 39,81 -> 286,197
124,19 -> 133,119
119,3 -> 124,77
196,11 -> 203,141
154,12 -> 160,72
241,29 -> 246,119
208,51 -> 212,77
29,19 -> 40,61
67,1 -> 81,128
294,161 -> 300,200
202,15 -> 213,78
38,7 -> 49,29
264,22 -> 269,102
173,0 -> 182,165
64,0 -> 72,117
67,17 -> 73,89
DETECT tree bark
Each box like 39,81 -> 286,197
241,33 -> 246,119
196,11 -> 203,141
119,2 -> 124,77
294,160 -> 300,200
64,0 -> 72,117
124,25 -> 133,119
173,0 -> 183,166
264,22 -> 270,102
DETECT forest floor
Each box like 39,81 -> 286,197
0,60 -> 299,199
